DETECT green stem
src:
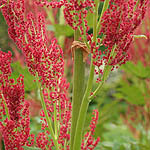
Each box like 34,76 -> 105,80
97,0 -> 110,33
89,65 -> 110,100
36,77 -> 59,150
58,6 -> 65,48
89,81 -> 104,100
46,8 -> 55,25
54,102 -> 58,139
2,94 -> 10,120
0,0 -> 9,8
70,29 -> 85,150
0,4 -> 5,8
72,0 -> 99,149
73,61 -> 95,150
133,0 -> 140,12
89,44 -> 117,100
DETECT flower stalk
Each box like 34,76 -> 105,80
97,0 -> 110,33
72,0 -> 100,149
54,102 -> 58,139
36,76 -> 59,150
70,28 -> 85,150
0,0 -> 148,149
2,94 -> 10,120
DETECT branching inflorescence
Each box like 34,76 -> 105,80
0,50 -> 30,149
0,0 -> 148,149
37,0 -> 148,82
93,0 -> 148,82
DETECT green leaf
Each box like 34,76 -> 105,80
100,99 -> 119,118
117,81 -> 145,105
22,146 -> 41,150
46,25 -> 55,31
11,62 -> 36,92
113,93 -> 124,99
54,24 -> 74,37
121,61 -> 150,79
102,141 -> 114,148
47,24 -> 74,37
85,11 -> 93,28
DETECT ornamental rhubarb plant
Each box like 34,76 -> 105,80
0,0 -> 148,150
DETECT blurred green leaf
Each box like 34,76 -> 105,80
47,24 -> 74,37
100,99 -> 120,121
121,61 -> 150,79
94,123 -> 139,150
113,93 -> 124,99
85,11 -> 93,28
46,25 -> 55,31
11,62 -> 36,92
117,81 -> 145,105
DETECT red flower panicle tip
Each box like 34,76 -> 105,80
93,0 -> 148,81
37,0 -> 94,35
2,75 -> 25,121
0,50 -> 12,83
81,109 -> 100,150
0,51 -> 31,149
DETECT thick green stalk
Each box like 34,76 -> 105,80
73,59 -> 95,150
72,0 -> 99,149
70,29 -> 85,150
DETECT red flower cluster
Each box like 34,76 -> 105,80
1,0 -> 64,89
130,2 -> 150,66
0,50 -> 12,83
93,0 -> 148,81
63,0 -> 94,31
0,51 -> 30,149
2,75 -> 25,121
37,0 -> 94,32
1,0 -> 72,149
0,51 -> 12,119
81,109 -> 100,150
36,77 -> 71,149
0,101 -> 30,150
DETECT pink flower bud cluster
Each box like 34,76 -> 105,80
0,51 -> 12,119
36,0 -> 94,31
63,0 -> 94,31
0,51 -> 30,149
2,75 -> 25,121
1,0 -> 64,89
93,0 -> 148,81
36,77 -> 71,149
0,91 -> 5,119
81,109 -> 100,150
0,101 -> 30,149
0,50 -> 12,83
1,0 -> 72,149
130,2 -> 150,66
1,0 -> 101,149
